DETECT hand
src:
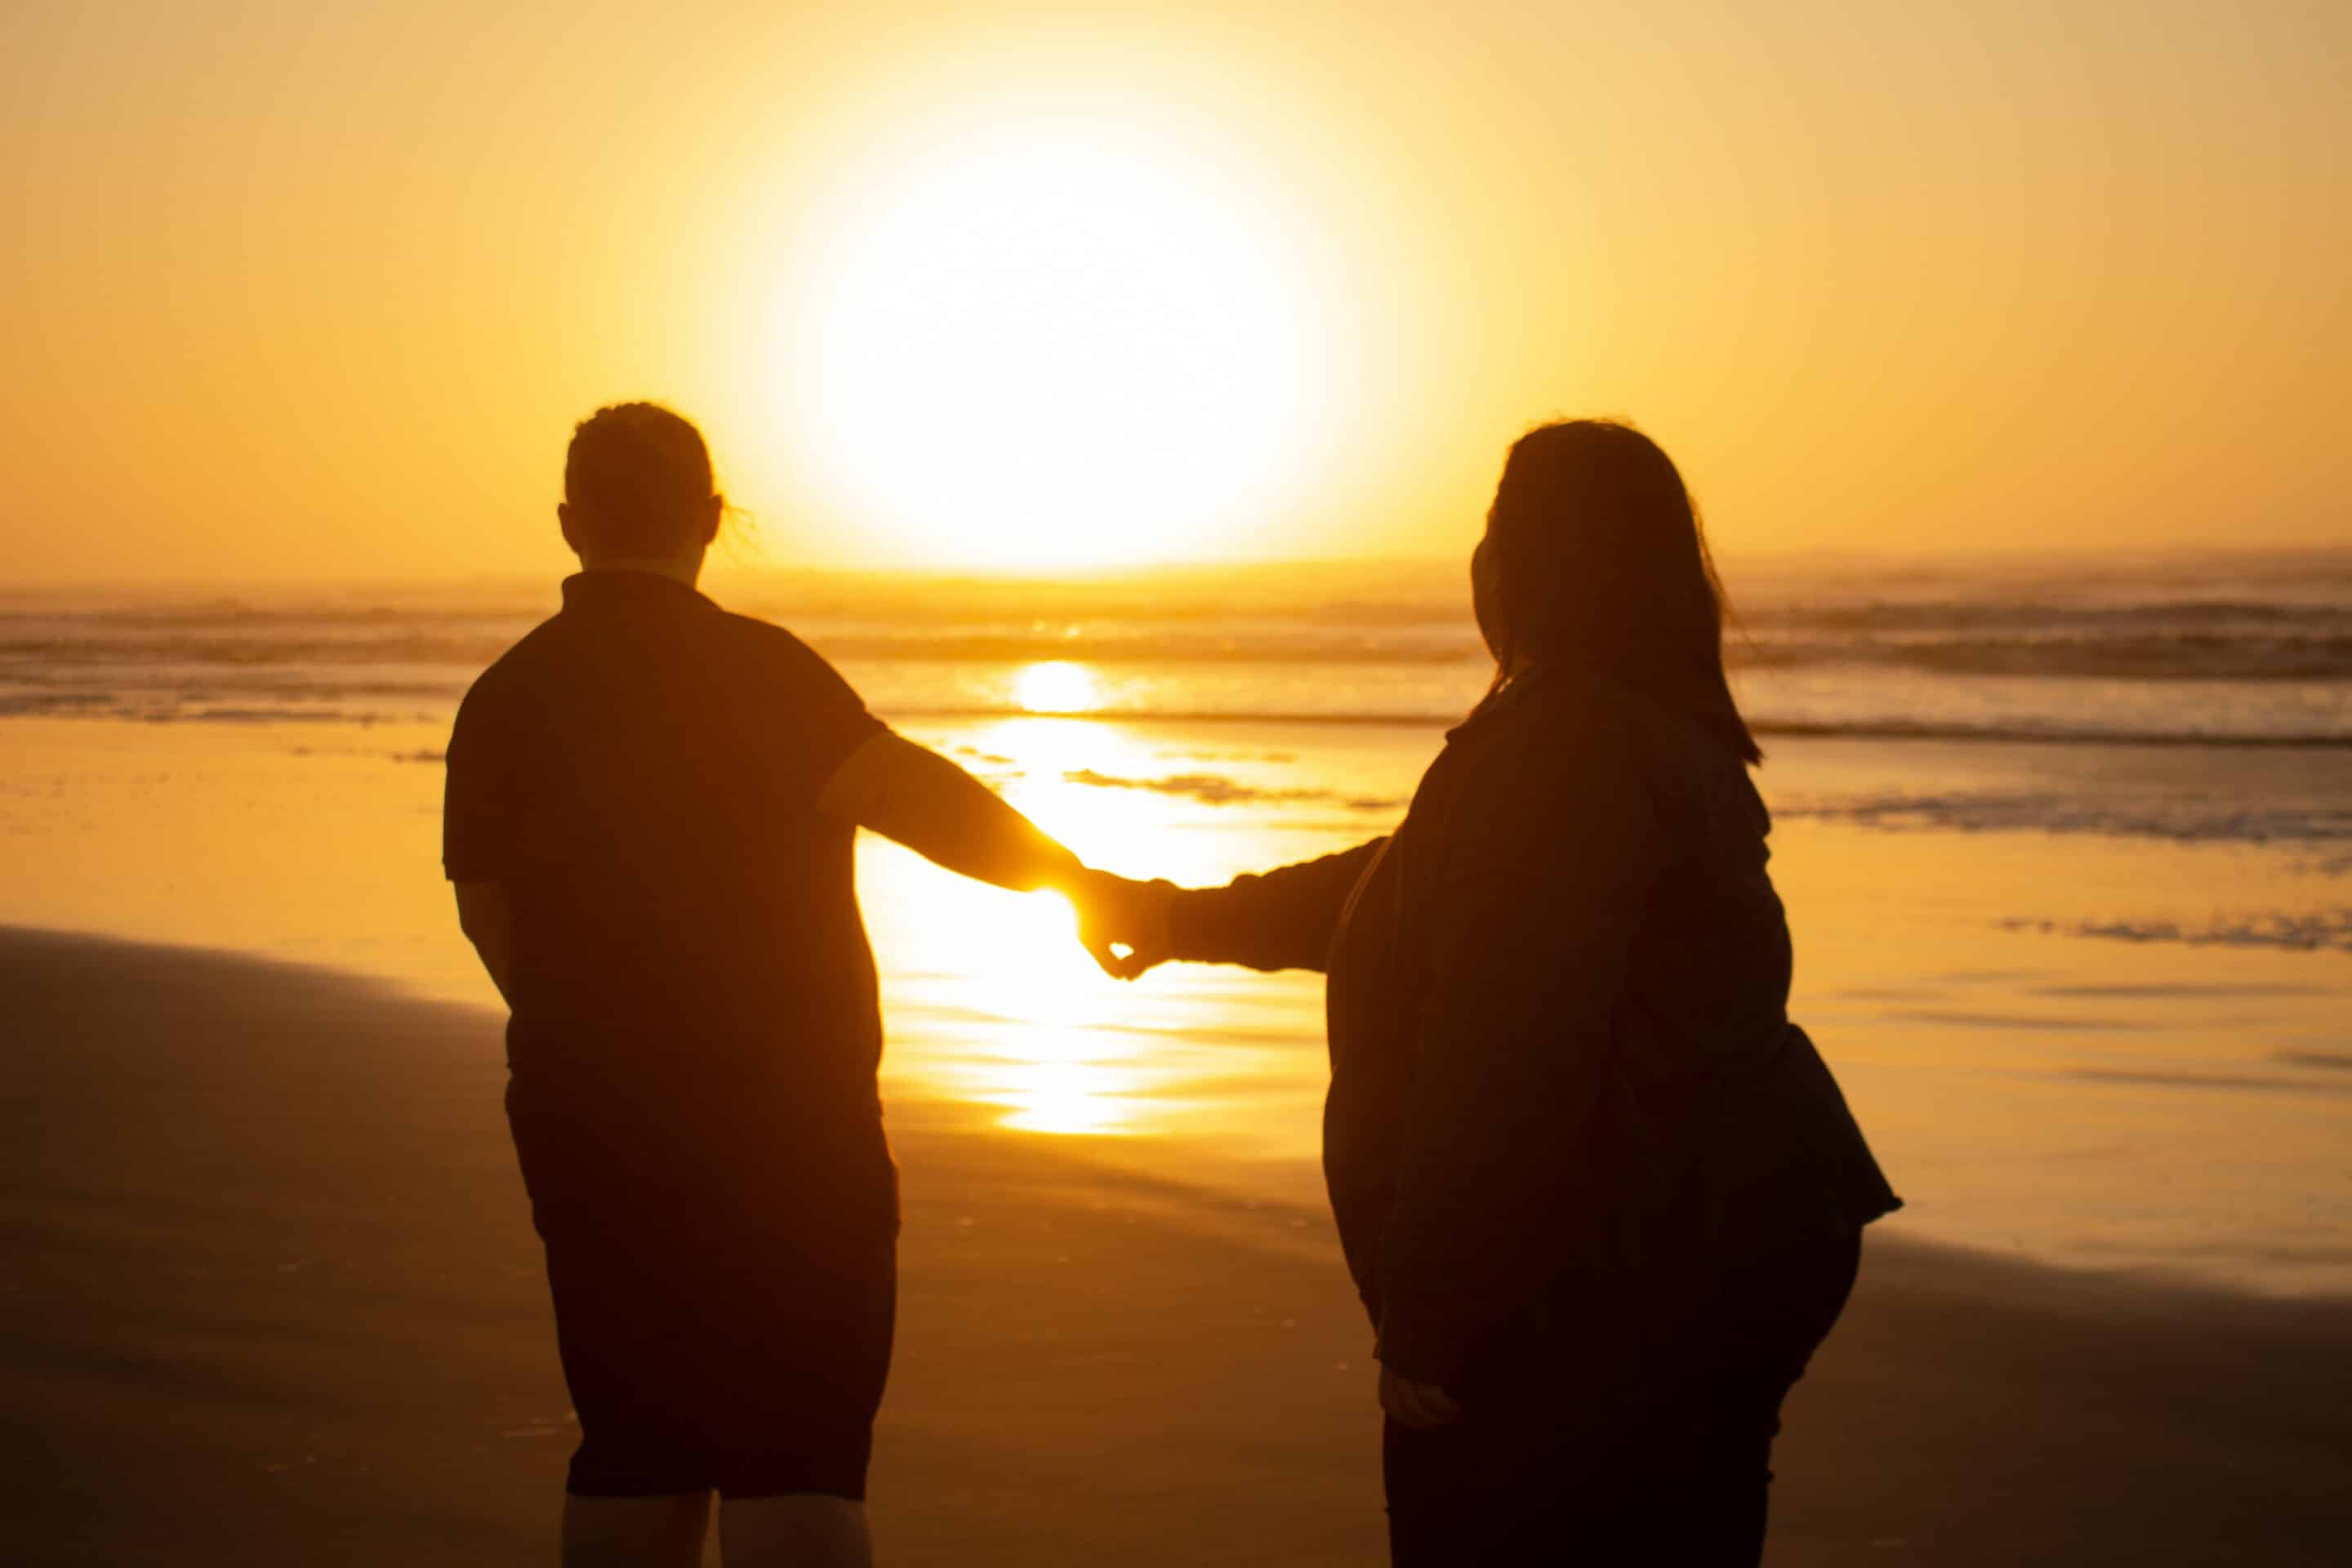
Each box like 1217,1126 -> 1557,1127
1071,869 -> 1177,981
1379,1365 -> 1464,1430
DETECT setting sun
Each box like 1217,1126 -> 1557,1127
780,108 -> 1340,570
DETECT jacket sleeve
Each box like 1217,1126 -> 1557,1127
1372,702 -> 1662,1388
1165,839 -> 1388,973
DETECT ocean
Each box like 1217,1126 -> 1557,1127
3,550 -> 2347,1294
9,549 -> 2352,742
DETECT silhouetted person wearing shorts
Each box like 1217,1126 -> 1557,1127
445,403 -> 1115,1566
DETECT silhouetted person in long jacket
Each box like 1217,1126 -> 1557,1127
1094,421 -> 1900,1566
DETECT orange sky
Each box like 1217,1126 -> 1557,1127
4,2 -> 2346,581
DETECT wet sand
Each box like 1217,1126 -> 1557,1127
3,927 -> 2346,1565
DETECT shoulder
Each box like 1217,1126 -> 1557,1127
709,607 -> 873,712
1401,675 -> 1666,908
1419,670 -> 1660,853
713,608 -> 840,675
1453,670 -> 1646,777
1518,670 -> 1771,844
455,617 -> 563,723
713,605 -> 818,657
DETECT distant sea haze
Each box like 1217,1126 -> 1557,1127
3,553 -> 2349,748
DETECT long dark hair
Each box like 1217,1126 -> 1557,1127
1482,419 -> 1762,765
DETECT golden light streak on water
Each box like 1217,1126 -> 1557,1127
1012,661 -> 1102,714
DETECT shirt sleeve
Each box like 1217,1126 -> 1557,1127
442,680 -> 513,883
767,630 -> 889,804
1165,840 -> 1390,973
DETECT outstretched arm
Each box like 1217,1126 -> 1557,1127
1167,840 -> 1389,973
817,732 -> 1086,894
1080,839 -> 1390,979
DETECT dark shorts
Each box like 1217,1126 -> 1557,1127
532,1204 -> 897,1500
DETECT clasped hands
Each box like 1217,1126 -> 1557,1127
1067,870 -> 1178,982
1055,866 -> 1466,1429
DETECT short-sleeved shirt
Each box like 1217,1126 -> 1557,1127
445,569 -> 894,1239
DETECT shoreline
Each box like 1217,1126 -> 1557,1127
6,924 -> 2352,1564
8,706 -> 2352,752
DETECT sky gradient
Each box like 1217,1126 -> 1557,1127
6,1 -> 2347,580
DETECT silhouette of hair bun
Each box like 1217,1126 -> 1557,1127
564,402 -> 715,557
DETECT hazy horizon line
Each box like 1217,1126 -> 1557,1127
8,540 -> 2351,599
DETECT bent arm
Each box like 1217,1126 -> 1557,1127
1164,838 -> 1388,973
453,879 -> 516,1006
817,732 -> 1085,893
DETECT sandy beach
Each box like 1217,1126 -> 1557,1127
4,925 -> 2346,1566
11,0 -> 2351,1556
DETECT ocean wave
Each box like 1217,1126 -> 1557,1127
2061,1067 -> 2352,1095
8,680 -> 2351,750
5,566 -> 2349,744
1059,768 -> 1401,811
8,577 -> 2352,682
1754,719 -> 2352,750
0,630 -> 521,669
886,708 -> 2352,750
2000,911 -> 2352,954
9,626 -> 2350,680
1777,789 -> 2352,844
1750,633 -> 2352,681
1744,598 -> 2352,633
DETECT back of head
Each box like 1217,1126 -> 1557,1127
1486,419 -> 1762,764
563,403 -> 715,559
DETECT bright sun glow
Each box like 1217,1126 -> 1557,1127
786,112 -> 1335,570
853,716 -> 1256,1139
1012,660 -> 1101,714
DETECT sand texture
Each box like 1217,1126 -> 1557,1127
3,927 -> 2347,1566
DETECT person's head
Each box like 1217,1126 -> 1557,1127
557,402 -> 724,573
1472,419 -> 1762,764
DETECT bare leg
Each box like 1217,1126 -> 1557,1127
561,1493 -> 712,1568
720,1494 -> 874,1568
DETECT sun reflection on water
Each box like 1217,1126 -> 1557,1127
1012,661 -> 1101,714
960,893 -> 1147,1136
992,1039 -> 1145,1136
862,714 -> 1365,1147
